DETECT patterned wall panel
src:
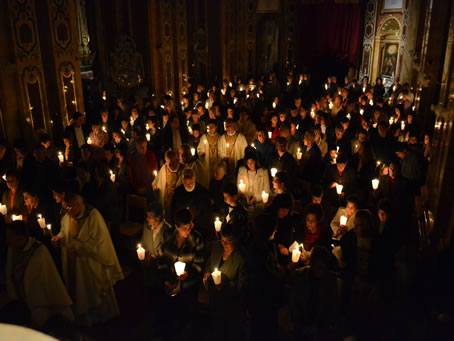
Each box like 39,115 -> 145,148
160,0 -> 175,94
246,0 -> 256,76
9,0 -> 49,132
284,0 -> 297,73
175,0 -> 188,97
359,0 -> 377,80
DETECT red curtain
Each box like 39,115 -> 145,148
299,0 -> 362,67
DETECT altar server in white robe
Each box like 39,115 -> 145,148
5,221 -> 74,328
52,192 -> 123,326
197,119 -> 220,179
218,118 -> 248,175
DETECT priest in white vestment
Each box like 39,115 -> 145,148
5,221 -> 74,328
52,193 -> 123,326
218,118 -> 248,175
179,144 -> 209,189
197,119 -> 220,179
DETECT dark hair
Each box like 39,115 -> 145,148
336,153 -> 348,164
39,134 -> 52,144
377,198 -> 391,213
273,193 -> 292,211
174,208 -> 193,226
346,194 -> 360,209
22,185 -> 39,198
103,143 -> 115,153
303,203 -> 323,224
220,223 -> 238,242
355,209 -> 373,238
223,183 -> 238,197
146,202 -> 163,218
311,184 -> 323,198
274,171 -> 287,185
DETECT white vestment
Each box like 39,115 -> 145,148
58,207 -> 123,326
237,167 -> 270,203
152,164 -> 183,206
6,238 -> 74,327
218,133 -> 248,167
197,133 -> 220,179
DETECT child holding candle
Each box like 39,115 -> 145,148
330,195 -> 359,239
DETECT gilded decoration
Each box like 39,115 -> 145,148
110,35 -> 144,88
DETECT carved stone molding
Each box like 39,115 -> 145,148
359,0 -> 377,80
49,0 -> 72,57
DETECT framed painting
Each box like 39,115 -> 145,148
380,43 -> 399,77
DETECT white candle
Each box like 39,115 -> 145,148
146,133 -> 151,141
102,125 -> 107,133
292,248 -> 301,263
214,217 -> 222,232
233,98 -> 237,104
87,137 -> 92,144
221,88 -> 226,95
153,170 -> 158,177
325,83 -> 328,90
58,152 -> 64,163
130,118 -> 134,126
102,90 -> 107,101
37,214 -> 46,228
310,109 -> 315,119
336,183 -> 343,195
393,85 -> 396,92
229,82 -> 232,87
362,86 -> 366,93
372,178 -> 379,190
401,121 -> 406,130
191,147 -> 196,156
211,268 -> 222,285
296,148 -> 302,160
175,261 -> 186,276
346,113 -> 351,120
46,224 -> 53,236
261,191 -> 269,203
12,214 -> 22,221
0,204 -> 7,215
389,117 -> 394,125
204,139 -> 207,145
270,168 -> 278,177
340,215 -> 348,226
110,170 -> 115,183
2,174 -> 6,181
360,109 -> 364,115
329,101 -> 333,109
251,143 -> 255,149
146,123 -> 150,130
272,102 -> 276,109
369,99 -> 374,106
268,131 -> 272,139
137,243 -> 145,260
238,179 -> 246,193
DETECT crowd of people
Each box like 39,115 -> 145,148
0,72 -> 431,340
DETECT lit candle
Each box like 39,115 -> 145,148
340,215 -> 348,226
325,83 -> 328,90
153,170 -> 158,177
401,121 -> 406,130
268,131 -> 272,139
221,88 -> 226,95
214,217 -> 222,232
369,99 -> 374,106
46,224 -> 53,237
146,133 -> 151,141
389,117 -> 394,125
310,109 -> 315,119
102,125 -> 107,133
211,268 -> 222,285
87,137 -> 92,144
110,170 -> 116,182
296,148 -> 302,160
261,191 -> 269,203
137,243 -> 145,260
233,98 -> 237,104
37,214 -> 46,228
102,90 -> 107,101
270,168 -> 278,177
393,85 -> 396,92
175,261 -> 186,276
58,152 -> 64,163
272,102 -> 276,109
191,147 -> 196,156
238,179 -> 246,193
292,248 -> 301,263
376,160 -> 381,167
226,143 -> 230,150
360,109 -> 364,115
251,143 -> 255,149
229,82 -> 232,87
204,139 -> 207,145
362,86 -> 366,93
2,174 -> 6,181
130,118 -> 134,126
372,178 -> 379,190
12,214 -> 22,221
205,101 -> 209,109
121,128 -> 126,135
329,101 -> 333,109
146,123 -> 150,131
0,204 -> 6,215
299,79 -> 302,85
346,113 -> 351,120
336,183 -> 343,195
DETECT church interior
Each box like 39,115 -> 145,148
1,0 -> 454,340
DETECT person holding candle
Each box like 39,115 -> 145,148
129,136 -> 158,199
63,112 -> 89,151
268,171 -> 294,209
295,203 -> 330,255
236,148 -> 270,233
252,128 -> 274,168
218,118 -> 248,176
297,130 -> 322,186
208,161 -> 235,215
222,183 -> 248,245
51,192 -> 123,326
330,195 -> 359,239
4,221 -> 74,328
1,170 -> 24,217
160,208 -> 204,340
197,119 -> 220,179
268,137 -> 297,186
203,224 -> 248,340
322,152 -> 358,206
87,120 -> 109,149
171,168 -> 212,236
178,144 -> 209,189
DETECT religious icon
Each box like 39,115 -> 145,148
380,43 -> 398,77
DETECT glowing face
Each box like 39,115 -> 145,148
305,213 -> 319,233
346,201 -> 357,217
